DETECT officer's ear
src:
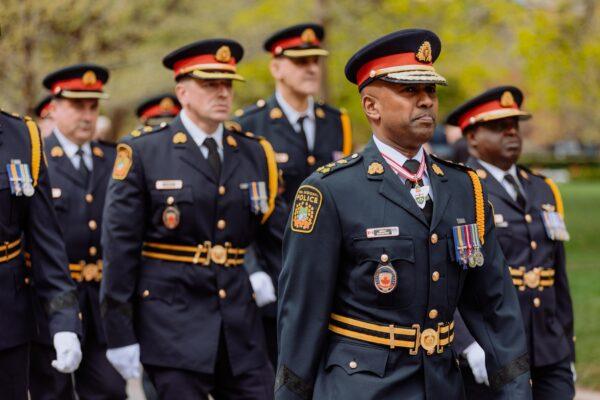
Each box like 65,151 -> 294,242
269,57 -> 283,80
361,87 -> 381,124
175,79 -> 189,107
465,126 -> 478,148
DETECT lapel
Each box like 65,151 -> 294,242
427,155 -> 451,231
268,95 -> 307,152
46,132 -> 87,188
170,116 -> 217,184
88,143 -> 109,194
467,157 -> 522,213
362,140 -> 428,228
220,130 -> 241,185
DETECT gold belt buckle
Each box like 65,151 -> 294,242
420,328 -> 439,355
210,245 -> 227,265
524,267 -> 541,289
82,263 -> 99,282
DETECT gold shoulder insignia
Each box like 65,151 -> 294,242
226,135 -> 237,148
315,107 -> 325,119
92,146 -> 104,158
318,153 -> 362,177
291,185 -> 322,234
224,120 -> 241,132
172,132 -> 187,144
432,163 -> 444,176
234,108 -> 244,117
143,126 -> 153,132
112,143 -> 133,180
368,162 -> 384,175
256,99 -> 266,108
51,146 -> 64,158
130,129 -> 142,137
270,107 -> 283,119
476,169 -> 487,179
245,131 -> 255,138
519,169 -> 529,180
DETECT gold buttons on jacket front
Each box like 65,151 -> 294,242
533,297 -> 541,308
219,289 -> 227,299
85,194 -> 94,203
525,214 -> 532,223
218,186 -> 226,195
428,309 -> 438,319
217,219 -> 226,230
430,233 -> 438,244
432,271 -> 440,282
88,220 -> 97,231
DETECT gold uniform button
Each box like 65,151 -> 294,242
428,309 -> 438,319
78,312 -> 83,321
85,194 -> 94,203
349,361 -> 358,369
432,271 -> 440,282
380,254 -> 389,263
166,196 -> 175,205
217,219 -> 226,230
142,290 -> 150,298
430,233 -> 438,244
533,297 -> 541,307
531,241 -> 537,250
218,186 -> 226,195
307,155 -> 316,166
525,214 -> 532,223
24,277 -> 30,285
89,246 -> 97,256
219,289 -> 227,299
88,220 -> 97,231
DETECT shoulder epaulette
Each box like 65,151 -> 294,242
224,120 -> 242,133
519,166 -> 565,218
129,122 -> 169,138
430,154 -> 474,172
234,98 -> 267,119
1,109 -> 25,120
317,153 -> 362,177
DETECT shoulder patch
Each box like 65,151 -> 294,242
224,120 -> 241,132
317,153 -> 362,177
112,143 -> 133,180
291,185 -> 323,234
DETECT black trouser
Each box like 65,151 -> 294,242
145,330 -> 274,400
263,315 -> 278,368
0,343 -> 29,400
461,357 -> 574,400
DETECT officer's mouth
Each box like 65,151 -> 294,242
413,114 -> 436,124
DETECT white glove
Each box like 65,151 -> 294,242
571,362 -> 577,383
106,343 -> 142,380
249,271 -> 277,307
463,341 -> 489,386
52,331 -> 82,373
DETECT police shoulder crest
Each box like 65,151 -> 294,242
112,143 -> 133,180
291,185 -> 323,234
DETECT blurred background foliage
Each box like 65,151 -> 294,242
1,0 -> 599,146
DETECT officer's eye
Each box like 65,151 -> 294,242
425,85 -> 437,94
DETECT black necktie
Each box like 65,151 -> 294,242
203,137 -> 221,180
76,147 -> 90,186
296,116 -> 310,152
504,174 -> 526,208
403,159 -> 433,224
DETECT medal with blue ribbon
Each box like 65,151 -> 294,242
453,223 -> 484,269
248,181 -> 268,215
6,159 -> 33,197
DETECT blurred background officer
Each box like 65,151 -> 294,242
235,22 -> 353,369
276,29 -> 530,399
101,38 -> 287,399
34,95 -> 55,138
29,64 -> 126,399
448,86 -> 575,400
0,109 -> 82,398
136,93 -> 181,127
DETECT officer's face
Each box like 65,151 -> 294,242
176,78 -> 233,124
467,117 -> 521,170
51,98 -> 99,145
362,81 -> 438,152
270,56 -> 321,96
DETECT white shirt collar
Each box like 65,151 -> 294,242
275,90 -> 315,124
478,159 -> 518,183
372,134 -> 427,175
180,109 -> 224,150
53,128 -> 92,159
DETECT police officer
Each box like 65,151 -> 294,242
29,64 -> 127,399
34,95 -> 55,138
276,29 -> 531,399
101,38 -> 287,399
0,109 -> 82,398
447,86 -> 575,400
136,93 -> 181,127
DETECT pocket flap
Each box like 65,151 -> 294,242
324,340 -> 388,377
352,237 -> 415,263
150,186 -> 193,204
137,278 -> 176,304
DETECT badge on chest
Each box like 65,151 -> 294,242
240,181 -> 269,215
373,253 -> 397,293
541,205 -> 570,241
6,159 -> 35,197
452,223 -> 484,269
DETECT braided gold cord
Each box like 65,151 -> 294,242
467,171 -> 485,244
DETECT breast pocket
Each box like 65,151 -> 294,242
352,236 -> 416,309
150,186 -> 194,231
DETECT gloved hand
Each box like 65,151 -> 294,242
249,271 -> 276,307
52,331 -> 82,373
106,343 -> 141,380
463,341 -> 489,386
571,362 -> 577,383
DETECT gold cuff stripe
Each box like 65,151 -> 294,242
25,120 -> 41,187
544,178 -> 565,219
340,110 -> 353,156
467,170 -> 485,244
258,138 -> 278,224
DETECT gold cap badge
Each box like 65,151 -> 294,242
500,91 -> 515,107
82,70 -> 97,86
270,107 -> 283,119
51,146 -> 64,158
416,41 -> 432,63
368,162 -> 384,175
301,28 -> 317,44
159,97 -> 175,110
215,45 -> 232,63
172,132 -> 187,144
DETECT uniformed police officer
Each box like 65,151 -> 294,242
136,93 -> 181,127
34,95 -> 55,138
29,64 -> 127,399
101,38 -> 287,399
276,29 -> 531,399
0,109 -> 82,398
447,86 -> 575,400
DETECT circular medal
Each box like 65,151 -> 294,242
468,255 -> 477,268
23,182 -> 34,197
474,250 -> 485,267
162,205 -> 180,229
373,264 -> 397,294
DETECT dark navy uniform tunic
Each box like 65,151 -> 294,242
276,140 -> 529,399
100,116 -> 287,375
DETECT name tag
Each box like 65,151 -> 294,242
494,214 -> 508,227
155,180 -> 183,190
366,226 -> 399,238
52,188 -> 62,199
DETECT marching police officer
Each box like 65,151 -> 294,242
101,38 -> 287,399
0,109 -> 82,398
29,64 -> 127,399
447,86 -> 575,399
136,93 -> 181,127
276,29 -> 531,399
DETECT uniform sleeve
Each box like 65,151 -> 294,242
458,191 -> 530,391
100,140 -> 146,348
276,178 -> 341,400
553,242 -> 575,362
26,146 -> 81,337
452,310 -> 476,355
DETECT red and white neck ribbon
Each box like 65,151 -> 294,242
381,152 -> 426,183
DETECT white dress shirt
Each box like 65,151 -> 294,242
477,159 -> 525,202
373,134 -> 434,200
53,129 -> 93,171
276,91 -> 316,151
180,109 -> 224,161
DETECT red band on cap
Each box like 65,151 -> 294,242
270,37 -> 321,55
140,104 -> 181,121
458,100 -> 519,130
51,78 -> 104,94
356,52 -> 431,87
173,54 -> 237,77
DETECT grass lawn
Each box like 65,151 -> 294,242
561,181 -> 600,389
